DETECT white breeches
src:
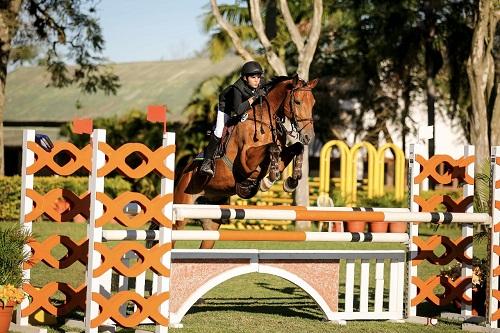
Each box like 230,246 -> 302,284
214,110 -> 230,138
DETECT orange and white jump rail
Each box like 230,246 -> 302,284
173,204 -> 490,224
102,229 -> 410,243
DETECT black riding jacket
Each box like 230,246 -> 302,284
219,78 -> 256,116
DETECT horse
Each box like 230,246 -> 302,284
173,74 -> 318,249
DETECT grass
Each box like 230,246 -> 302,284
4,221 -> 486,333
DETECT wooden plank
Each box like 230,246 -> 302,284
374,259 -> 385,313
389,260 -> 399,312
360,259 -> 370,313
396,260 -> 405,317
345,260 -> 355,312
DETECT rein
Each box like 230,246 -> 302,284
246,80 -> 314,143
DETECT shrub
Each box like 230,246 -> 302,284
0,225 -> 31,287
357,192 -> 407,208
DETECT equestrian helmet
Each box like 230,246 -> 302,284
241,61 -> 263,76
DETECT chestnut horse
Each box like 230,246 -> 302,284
174,75 -> 318,248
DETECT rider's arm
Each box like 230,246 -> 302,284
234,90 -> 255,116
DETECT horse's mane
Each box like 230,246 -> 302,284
264,76 -> 294,92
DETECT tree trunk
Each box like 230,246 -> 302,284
0,0 -> 23,176
423,0 -> 441,190
294,146 -> 310,230
426,76 -> 436,159
278,0 -> 322,231
468,66 -> 490,165
466,0 -> 497,320
467,0 -> 497,167
401,82 -> 412,155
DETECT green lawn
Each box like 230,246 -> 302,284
5,221 -> 484,333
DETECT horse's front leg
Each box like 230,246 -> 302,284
259,143 -> 281,192
278,142 -> 304,193
268,143 -> 281,181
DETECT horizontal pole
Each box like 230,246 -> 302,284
102,230 -> 409,243
176,231 -> 409,243
177,204 -> 411,212
103,230 -> 159,241
124,203 -> 410,216
173,205 -> 491,224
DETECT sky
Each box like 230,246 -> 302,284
97,1 -> 211,63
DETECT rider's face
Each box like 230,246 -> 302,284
244,75 -> 261,89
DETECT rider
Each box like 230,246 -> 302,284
199,60 -> 267,177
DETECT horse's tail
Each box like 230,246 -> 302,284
146,157 -> 195,249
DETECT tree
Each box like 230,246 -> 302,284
467,0 -> 499,165
0,0 -> 119,175
209,0 -> 323,230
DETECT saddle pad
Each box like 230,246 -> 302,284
215,120 -> 237,158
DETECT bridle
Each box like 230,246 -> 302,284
247,79 -> 315,143
273,83 -> 314,142
287,86 -> 314,135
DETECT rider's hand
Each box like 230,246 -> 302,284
240,112 -> 248,122
35,133 -> 54,152
254,88 -> 266,98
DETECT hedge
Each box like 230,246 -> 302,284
0,176 -> 131,221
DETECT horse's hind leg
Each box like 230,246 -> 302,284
199,196 -> 229,249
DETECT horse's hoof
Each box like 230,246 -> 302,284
259,177 -> 275,192
283,177 -> 299,192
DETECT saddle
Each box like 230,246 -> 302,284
186,115 -> 259,199
194,115 -> 240,161
217,115 -> 245,157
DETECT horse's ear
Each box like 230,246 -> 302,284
307,78 -> 319,89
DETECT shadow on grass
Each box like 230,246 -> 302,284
254,281 -> 302,296
417,302 -> 459,318
186,296 -> 324,320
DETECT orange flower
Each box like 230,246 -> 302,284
0,284 -> 25,306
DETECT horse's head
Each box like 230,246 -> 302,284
282,75 -> 318,145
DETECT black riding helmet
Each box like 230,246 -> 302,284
241,61 -> 263,76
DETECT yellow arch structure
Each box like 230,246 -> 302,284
318,140 -> 350,200
349,142 -> 378,204
376,143 -> 405,200
318,140 -> 405,206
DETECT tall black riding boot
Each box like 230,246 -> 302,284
199,135 -> 221,177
